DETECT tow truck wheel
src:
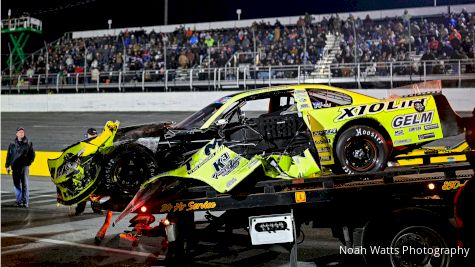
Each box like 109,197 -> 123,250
102,145 -> 159,194
335,125 -> 389,174
389,226 -> 450,267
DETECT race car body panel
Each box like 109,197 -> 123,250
47,121 -> 119,205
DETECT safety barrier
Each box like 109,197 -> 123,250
1,150 -> 61,177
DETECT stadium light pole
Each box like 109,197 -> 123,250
164,0 -> 168,25
236,9 -> 242,21
108,19 -> 112,29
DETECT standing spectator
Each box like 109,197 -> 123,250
5,127 -> 35,208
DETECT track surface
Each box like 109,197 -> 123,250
1,112 -> 193,151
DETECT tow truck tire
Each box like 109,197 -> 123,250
335,125 -> 389,174
102,144 -> 159,195
362,209 -> 455,267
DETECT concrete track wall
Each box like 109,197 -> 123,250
2,89 -> 475,112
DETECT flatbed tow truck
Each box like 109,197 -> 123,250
117,158 -> 474,267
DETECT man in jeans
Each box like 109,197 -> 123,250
5,127 -> 35,207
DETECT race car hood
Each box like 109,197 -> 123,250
113,121 -> 174,143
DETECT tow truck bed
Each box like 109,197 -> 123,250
146,162 -> 473,214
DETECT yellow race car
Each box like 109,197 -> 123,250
48,84 -> 468,206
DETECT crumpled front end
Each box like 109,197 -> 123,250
48,121 -> 119,205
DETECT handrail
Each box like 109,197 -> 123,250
2,58 -> 474,93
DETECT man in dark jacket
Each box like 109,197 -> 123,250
5,127 -> 35,207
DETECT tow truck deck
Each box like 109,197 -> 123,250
120,161 -> 474,267
143,162 -> 473,214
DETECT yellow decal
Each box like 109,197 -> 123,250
160,201 -> 217,213
442,180 -> 468,191
295,192 -> 307,203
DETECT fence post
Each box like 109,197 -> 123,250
423,62 -> 426,82
17,75 -> 21,94
458,60 -> 461,88
37,75 -> 41,93
243,66 -> 247,88
217,68 -> 221,90
56,73 -> 60,93
190,69 -> 193,91
76,73 -> 79,93
97,74 -> 100,92
390,62 -> 393,89
213,68 -> 217,90
236,67 -> 240,88
118,71 -> 122,92
142,71 -> 145,92
268,66 -> 271,87
298,65 -> 301,84
357,63 -> 361,88
165,70 -> 168,91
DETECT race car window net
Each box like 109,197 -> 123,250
307,89 -> 352,108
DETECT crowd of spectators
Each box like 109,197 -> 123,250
8,8 -> 475,84
334,8 -> 475,77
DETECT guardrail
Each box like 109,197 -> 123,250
2,59 -> 474,93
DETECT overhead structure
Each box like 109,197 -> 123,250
1,16 -> 42,73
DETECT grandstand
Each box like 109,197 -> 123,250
1,3 -> 474,93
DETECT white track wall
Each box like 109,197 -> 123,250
2,89 -> 474,112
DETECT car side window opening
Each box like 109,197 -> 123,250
222,91 -> 296,123
307,89 -> 353,109
174,102 -> 224,129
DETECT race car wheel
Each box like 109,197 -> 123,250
335,125 -> 389,174
102,145 -> 159,195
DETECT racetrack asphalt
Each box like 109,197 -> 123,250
1,112 -> 193,151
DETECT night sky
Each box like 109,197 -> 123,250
1,0 -> 474,54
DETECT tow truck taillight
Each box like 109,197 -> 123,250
140,206 -> 147,213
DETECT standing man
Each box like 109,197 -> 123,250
5,127 -> 35,207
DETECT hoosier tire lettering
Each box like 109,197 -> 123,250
334,125 -> 389,175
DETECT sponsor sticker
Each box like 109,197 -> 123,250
418,132 -> 436,140
313,129 -> 337,136
212,153 -> 241,179
394,139 -> 412,145
424,123 -> 439,130
336,98 -> 428,121
394,129 -> 404,136
317,147 -> 331,153
408,126 -> 422,132
319,156 -> 332,161
315,138 -> 330,144
392,111 -> 434,129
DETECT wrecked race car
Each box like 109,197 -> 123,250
48,84 -> 466,208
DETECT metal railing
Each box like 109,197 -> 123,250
2,59 -> 474,93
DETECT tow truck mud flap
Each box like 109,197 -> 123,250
249,213 -> 294,245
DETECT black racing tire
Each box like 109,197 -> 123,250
101,144 -> 159,195
335,125 -> 389,174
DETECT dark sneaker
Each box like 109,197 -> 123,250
15,202 -> 22,207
